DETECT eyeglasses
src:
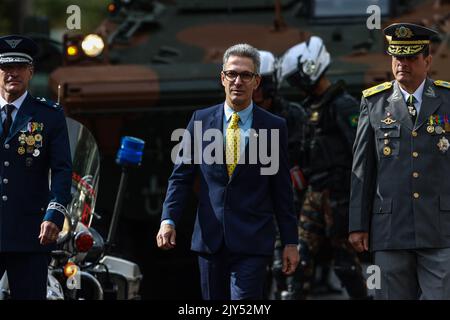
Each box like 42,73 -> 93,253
222,70 -> 257,82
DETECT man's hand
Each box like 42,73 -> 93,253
348,232 -> 369,252
282,244 -> 299,275
156,223 -> 176,250
39,221 -> 60,245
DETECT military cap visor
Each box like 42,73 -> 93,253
383,23 -> 439,57
0,35 -> 38,65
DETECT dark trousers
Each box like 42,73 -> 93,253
198,246 -> 271,300
0,252 -> 49,300
374,248 -> 450,300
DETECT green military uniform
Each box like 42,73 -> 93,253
350,79 -> 450,250
349,22 -> 450,299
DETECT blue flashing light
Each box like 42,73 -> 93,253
116,136 -> 145,166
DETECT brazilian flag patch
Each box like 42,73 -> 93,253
349,114 -> 359,127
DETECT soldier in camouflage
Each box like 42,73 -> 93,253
278,36 -> 368,299
253,50 -> 307,299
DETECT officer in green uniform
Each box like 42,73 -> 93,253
349,23 -> 450,299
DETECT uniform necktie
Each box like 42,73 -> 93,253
2,104 -> 14,138
407,95 -> 417,124
226,112 -> 240,177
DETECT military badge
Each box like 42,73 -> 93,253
32,149 -> 40,157
17,146 -> 25,155
381,117 -> 396,125
395,26 -> 413,38
349,114 -> 359,127
424,86 -> 436,98
435,126 -> 444,135
437,136 -> 450,154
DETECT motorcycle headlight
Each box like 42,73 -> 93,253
81,34 -> 105,57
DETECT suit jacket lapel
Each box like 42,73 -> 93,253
208,104 -> 228,179
415,78 -> 441,130
6,93 -> 34,144
386,81 -> 413,131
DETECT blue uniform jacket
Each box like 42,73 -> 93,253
0,93 -> 72,252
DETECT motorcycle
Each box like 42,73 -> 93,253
0,117 -> 143,300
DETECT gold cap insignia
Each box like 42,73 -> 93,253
395,26 -> 413,38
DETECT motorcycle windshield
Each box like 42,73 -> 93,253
66,117 -> 100,228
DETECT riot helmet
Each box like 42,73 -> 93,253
280,36 -> 330,92
257,50 -> 277,99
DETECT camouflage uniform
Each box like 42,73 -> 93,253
287,81 -> 368,299
267,96 -> 307,300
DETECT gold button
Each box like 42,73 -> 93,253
413,172 -> 419,178
413,193 -> 419,199
412,131 -> 418,137
384,133 -> 388,137
412,152 -> 419,158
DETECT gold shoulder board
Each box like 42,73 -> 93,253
362,82 -> 393,98
434,80 -> 450,89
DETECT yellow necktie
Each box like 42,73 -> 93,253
226,113 -> 240,177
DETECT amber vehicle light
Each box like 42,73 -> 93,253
67,45 -> 79,57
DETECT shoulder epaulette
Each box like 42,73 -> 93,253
362,82 -> 393,98
434,80 -> 450,89
35,97 -> 62,110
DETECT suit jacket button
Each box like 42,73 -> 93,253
412,152 -> 419,158
413,193 -> 419,199
2,178 -> 8,184
4,144 -> 9,149
2,195 -> 7,201
3,161 -> 9,167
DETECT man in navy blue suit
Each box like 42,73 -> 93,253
0,35 -> 72,299
156,43 -> 299,300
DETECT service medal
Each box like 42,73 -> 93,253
25,135 -> 35,146
383,146 -> 392,156
26,146 -> 34,153
18,134 -> 26,144
34,134 -> 42,142
427,125 -> 435,134
435,126 -> 444,135
437,136 -> 450,154
32,149 -> 40,157
18,146 -> 25,155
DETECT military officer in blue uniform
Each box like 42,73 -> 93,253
349,23 -> 450,299
0,35 -> 72,299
